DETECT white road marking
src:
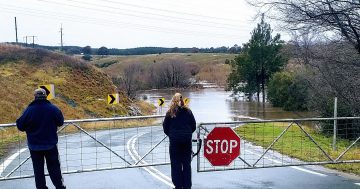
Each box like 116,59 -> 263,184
245,150 -> 327,177
127,133 -> 174,188
355,183 -> 360,186
0,148 -> 27,176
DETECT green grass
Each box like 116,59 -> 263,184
235,122 -> 360,175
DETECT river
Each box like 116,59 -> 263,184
138,88 -> 313,123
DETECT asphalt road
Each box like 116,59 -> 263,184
1,126 -> 360,189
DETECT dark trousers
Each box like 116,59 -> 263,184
30,146 -> 66,189
169,139 -> 192,189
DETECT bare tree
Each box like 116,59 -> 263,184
149,59 -> 191,88
250,0 -> 360,53
118,63 -> 143,99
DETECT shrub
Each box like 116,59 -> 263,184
82,54 -> 92,61
267,71 -> 308,111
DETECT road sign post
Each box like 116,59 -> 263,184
108,94 -> 119,105
39,84 -> 55,100
158,97 -> 165,114
204,127 -> 241,166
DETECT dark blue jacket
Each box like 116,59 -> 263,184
16,99 -> 64,151
163,108 -> 196,141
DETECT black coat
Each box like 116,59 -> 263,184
16,99 -> 64,151
163,107 -> 196,141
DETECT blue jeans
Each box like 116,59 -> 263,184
30,146 -> 66,189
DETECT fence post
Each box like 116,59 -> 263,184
333,97 -> 338,151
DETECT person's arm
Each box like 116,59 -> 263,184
189,110 -> 196,133
162,114 -> 170,136
16,108 -> 30,132
54,107 -> 64,127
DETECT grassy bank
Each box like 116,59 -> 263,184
235,123 -> 360,175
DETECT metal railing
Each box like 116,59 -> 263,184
0,115 -> 171,181
197,117 -> 360,172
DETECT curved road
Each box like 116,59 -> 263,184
1,125 -> 360,189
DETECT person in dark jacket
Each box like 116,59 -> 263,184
163,93 -> 196,189
16,88 -> 66,189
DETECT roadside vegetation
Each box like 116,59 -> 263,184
0,44 -> 155,159
92,53 -> 236,98
227,1 -> 360,175
235,123 -> 360,175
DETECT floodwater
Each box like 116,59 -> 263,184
138,88 -> 313,123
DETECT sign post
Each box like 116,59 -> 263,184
204,127 -> 241,166
39,84 -> 55,100
107,94 -> 119,105
158,97 -> 165,114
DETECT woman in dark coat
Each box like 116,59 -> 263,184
163,93 -> 196,189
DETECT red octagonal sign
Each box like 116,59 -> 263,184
204,127 -> 241,166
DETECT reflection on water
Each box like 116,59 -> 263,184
138,88 -> 313,123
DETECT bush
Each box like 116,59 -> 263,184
82,54 -> 92,61
267,71 -> 308,111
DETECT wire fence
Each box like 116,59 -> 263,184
197,117 -> 360,172
0,115 -> 172,181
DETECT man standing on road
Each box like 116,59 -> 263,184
16,88 -> 66,189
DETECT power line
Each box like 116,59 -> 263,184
0,5 -> 250,39
98,0 -> 242,22
36,0 -> 245,30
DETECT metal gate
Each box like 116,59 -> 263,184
0,115 -> 170,181
197,117 -> 360,172
2,116 -> 360,181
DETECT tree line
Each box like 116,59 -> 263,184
6,43 -> 241,56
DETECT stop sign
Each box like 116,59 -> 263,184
204,127 -> 241,166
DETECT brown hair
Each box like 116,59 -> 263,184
168,93 -> 188,118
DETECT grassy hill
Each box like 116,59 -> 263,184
92,53 -> 236,86
0,45 -> 152,124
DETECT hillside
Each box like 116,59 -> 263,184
0,45 -> 152,124
92,53 -> 236,86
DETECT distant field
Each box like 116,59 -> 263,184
91,53 -> 237,86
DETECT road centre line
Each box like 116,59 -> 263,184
127,133 -> 174,188
130,133 -> 172,183
0,148 -> 27,176
245,150 -> 327,177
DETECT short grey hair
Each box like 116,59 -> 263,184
34,88 -> 47,98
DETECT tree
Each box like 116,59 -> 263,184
82,46 -> 92,55
227,16 -> 285,102
82,54 -> 92,61
97,46 -> 109,55
267,71 -> 308,111
118,63 -> 143,99
250,0 -> 360,54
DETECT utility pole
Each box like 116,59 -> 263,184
30,36 -> 37,48
23,36 -> 28,46
24,36 -> 37,48
15,17 -> 18,44
60,24 -> 64,51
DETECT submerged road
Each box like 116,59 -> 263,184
1,125 -> 360,189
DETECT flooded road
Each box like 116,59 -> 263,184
139,88 -> 312,122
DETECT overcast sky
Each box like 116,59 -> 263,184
0,0 -> 288,48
